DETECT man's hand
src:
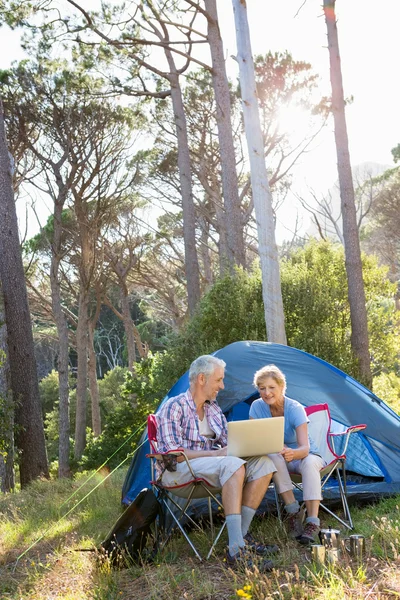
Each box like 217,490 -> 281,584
280,446 -> 295,462
213,446 -> 228,456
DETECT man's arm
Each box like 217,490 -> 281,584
158,397 -> 229,461
177,446 -> 227,461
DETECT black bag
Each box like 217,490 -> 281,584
100,488 -> 160,566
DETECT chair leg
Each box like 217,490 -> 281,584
208,497 -> 214,540
319,463 -> 353,530
161,498 -> 203,561
162,489 -> 204,532
335,463 -> 353,530
318,501 -> 352,530
273,484 -> 282,521
206,520 -> 226,560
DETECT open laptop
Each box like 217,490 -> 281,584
227,417 -> 285,458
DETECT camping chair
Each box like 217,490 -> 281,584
146,414 -> 226,561
284,403 -> 367,530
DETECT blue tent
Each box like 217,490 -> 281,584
122,341 -> 400,506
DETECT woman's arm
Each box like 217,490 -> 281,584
280,422 -> 310,462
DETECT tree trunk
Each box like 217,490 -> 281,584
198,213 -> 213,288
324,0 -> 372,387
74,289 -> 89,459
87,324 -> 101,437
204,0 -> 245,270
0,98 -> 49,486
231,0 -> 287,344
50,205 -> 71,478
166,61 -> 201,316
120,286 -> 136,371
0,281 -> 14,492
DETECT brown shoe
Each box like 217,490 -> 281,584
285,508 -> 304,538
244,533 -> 279,556
225,547 -> 274,572
297,521 -> 320,545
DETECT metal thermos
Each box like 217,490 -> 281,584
319,527 -> 342,550
345,534 -> 366,560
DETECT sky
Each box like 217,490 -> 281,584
1,0 -> 399,242
217,0 -> 400,240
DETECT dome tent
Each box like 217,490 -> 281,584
122,341 -> 400,506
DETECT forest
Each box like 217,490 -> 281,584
0,1 -> 399,598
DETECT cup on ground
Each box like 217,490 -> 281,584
345,534 -> 365,560
326,547 -> 340,564
311,544 -> 326,563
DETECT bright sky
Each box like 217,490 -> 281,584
217,0 -> 400,240
1,0 -> 399,242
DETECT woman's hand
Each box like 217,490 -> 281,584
280,446 -> 295,462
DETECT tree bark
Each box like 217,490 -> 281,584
0,281 -> 14,492
204,0 -> 245,270
324,0 -> 372,386
74,289 -> 89,459
87,324 -> 101,437
198,214 -> 213,288
50,203 -> 71,478
166,62 -> 201,316
231,0 -> 287,344
0,98 -> 49,486
120,286 -> 136,371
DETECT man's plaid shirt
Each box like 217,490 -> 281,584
155,389 -> 228,477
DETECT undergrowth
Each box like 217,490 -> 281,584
0,473 -> 399,599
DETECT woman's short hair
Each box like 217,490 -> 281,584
189,355 -> 226,384
253,364 -> 286,394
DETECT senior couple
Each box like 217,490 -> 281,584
156,355 -> 325,570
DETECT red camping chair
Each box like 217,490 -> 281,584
146,414 -> 226,561
284,403 -> 366,530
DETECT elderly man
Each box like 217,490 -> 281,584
156,354 -> 277,569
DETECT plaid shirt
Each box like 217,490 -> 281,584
155,389 -> 228,477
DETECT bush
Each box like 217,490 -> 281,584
143,240 -> 399,391
281,240 -> 400,379
373,372 -> 400,414
80,361 -> 159,470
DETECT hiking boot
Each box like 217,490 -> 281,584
297,521 -> 320,546
225,547 -> 274,572
244,532 -> 279,556
285,509 -> 304,539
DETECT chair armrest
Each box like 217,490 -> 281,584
329,424 -> 367,437
329,424 -> 367,455
146,449 -> 185,460
146,449 -> 198,478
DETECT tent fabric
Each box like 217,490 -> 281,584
122,341 -> 400,506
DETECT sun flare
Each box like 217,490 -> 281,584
277,104 -> 312,137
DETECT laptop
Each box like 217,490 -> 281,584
227,417 -> 285,458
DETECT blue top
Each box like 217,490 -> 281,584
249,396 -> 320,455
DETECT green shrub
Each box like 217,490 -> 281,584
373,372 -> 400,414
281,240 -> 400,379
80,360 -> 159,470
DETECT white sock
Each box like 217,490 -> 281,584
226,514 -> 245,556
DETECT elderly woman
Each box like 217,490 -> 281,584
249,364 -> 325,544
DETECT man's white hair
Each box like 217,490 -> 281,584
189,355 -> 226,384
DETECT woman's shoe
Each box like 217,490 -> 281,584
297,521 -> 320,545
285,508 -> 304,538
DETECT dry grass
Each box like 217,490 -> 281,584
1,473 -> 400,600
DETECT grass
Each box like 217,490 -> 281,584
0,471 -> 400,599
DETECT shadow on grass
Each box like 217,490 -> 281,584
0,470 -> 126,599
1,476 -> 400,600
